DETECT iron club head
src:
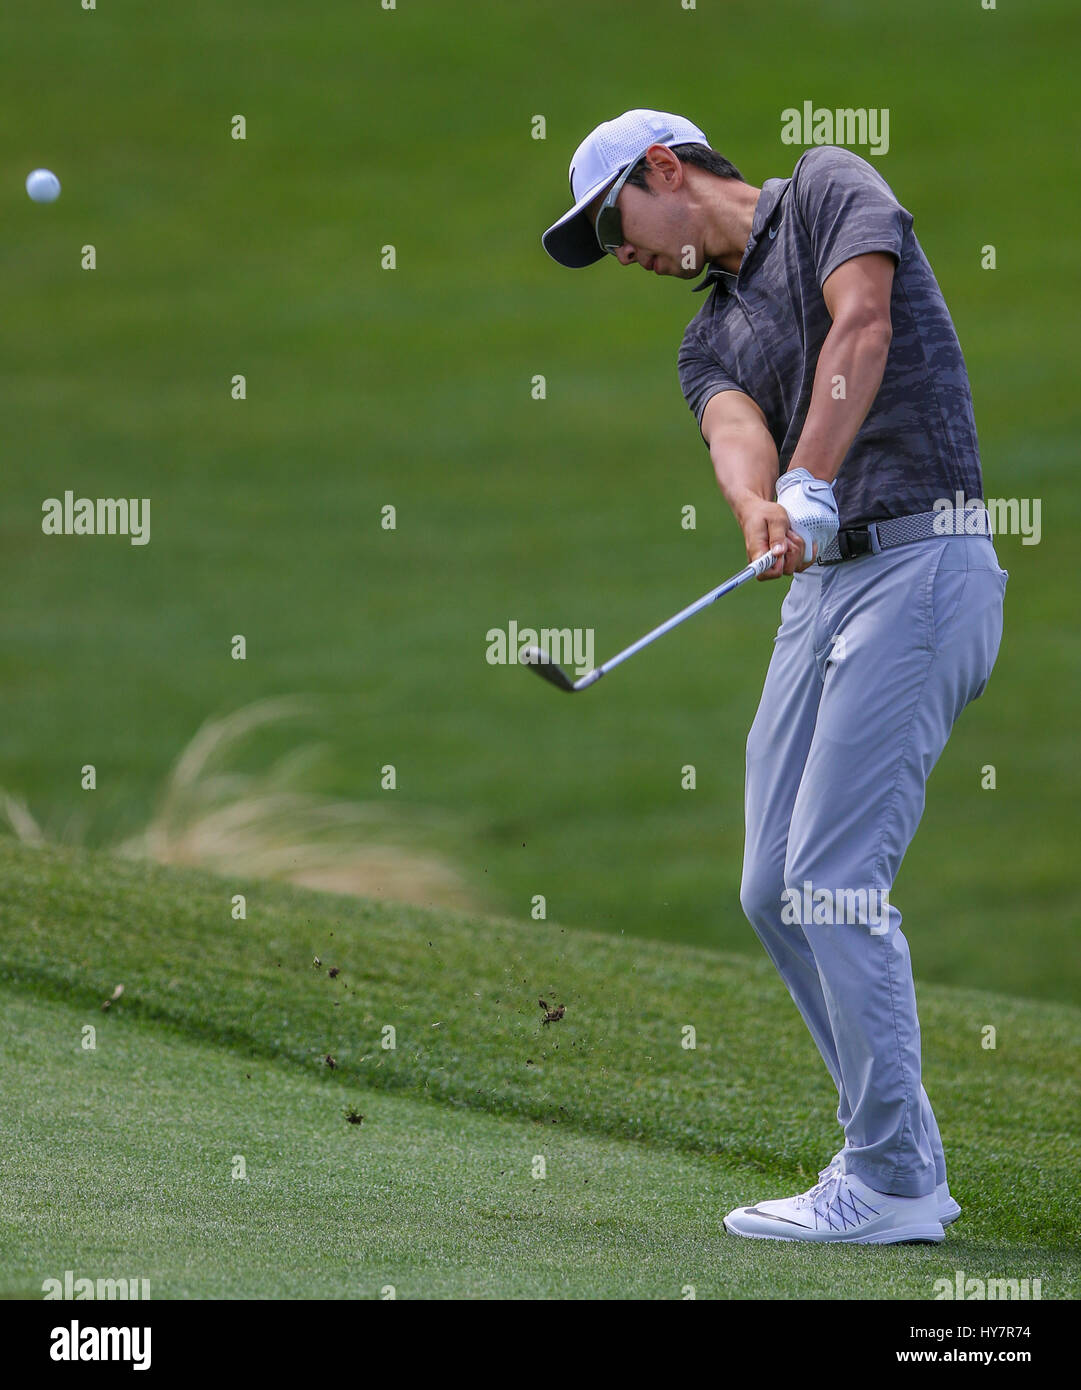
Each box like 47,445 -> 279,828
520,644 -> 576,692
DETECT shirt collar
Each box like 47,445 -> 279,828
692,264 -> 735,293
691,176 -> 790,294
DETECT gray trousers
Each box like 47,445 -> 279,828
740,534 -> 1007,1197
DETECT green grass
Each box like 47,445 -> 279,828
0,0 -> 1079,1006
0,842 -> 1076,1298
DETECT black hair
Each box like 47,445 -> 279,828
624,142 -> 744,190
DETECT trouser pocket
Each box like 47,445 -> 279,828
927,540 -> 1005,703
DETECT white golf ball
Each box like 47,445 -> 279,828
26,169 -> 61,203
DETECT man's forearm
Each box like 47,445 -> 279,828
786,316 -> 892,483
710,420 -> 782,524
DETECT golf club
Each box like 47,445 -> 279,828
521,548 -> 779,693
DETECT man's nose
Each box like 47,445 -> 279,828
616,244 -> 636,266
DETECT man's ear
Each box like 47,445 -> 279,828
644,145 -> 683,190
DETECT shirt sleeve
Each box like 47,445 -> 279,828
792,146 -> 910,287
677,321 -> 744,441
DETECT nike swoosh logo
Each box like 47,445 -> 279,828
768,221 -> 782,240
745,1207 -> 809,1227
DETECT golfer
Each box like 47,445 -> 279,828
542,109 -> 1006,1243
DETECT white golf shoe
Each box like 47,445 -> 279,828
818,1151 -> 962,1226
724,1170 -> 945,1244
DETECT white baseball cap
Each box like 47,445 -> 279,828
542,108 -> 710,268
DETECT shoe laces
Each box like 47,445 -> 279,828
817,1157 -> 842,1184
795,1172 -> 843,1213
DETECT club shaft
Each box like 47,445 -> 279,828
575,551 -> 775,689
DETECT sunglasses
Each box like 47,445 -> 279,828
594,131 -> 674,256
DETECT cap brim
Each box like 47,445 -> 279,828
541,176 -> 613,268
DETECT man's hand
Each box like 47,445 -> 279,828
735,495 -> 804,579
775,468 -> 839,568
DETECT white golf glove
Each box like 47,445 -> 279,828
775,468 -> 839,564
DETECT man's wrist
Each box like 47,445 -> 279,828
729,486 -> 775,524
783,458 -> 839,484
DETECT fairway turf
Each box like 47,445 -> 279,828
0,843 -> 1076,1299
0,0 -> 1078,1005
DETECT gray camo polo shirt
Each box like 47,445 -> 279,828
677,146 -> 983,527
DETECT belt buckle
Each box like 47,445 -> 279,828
836,523 -> 880,562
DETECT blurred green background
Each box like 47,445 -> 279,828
1,0 -> 1077,1001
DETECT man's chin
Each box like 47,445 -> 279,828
648,260 -> 697,280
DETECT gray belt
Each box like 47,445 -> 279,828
817,507 -> 993,566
